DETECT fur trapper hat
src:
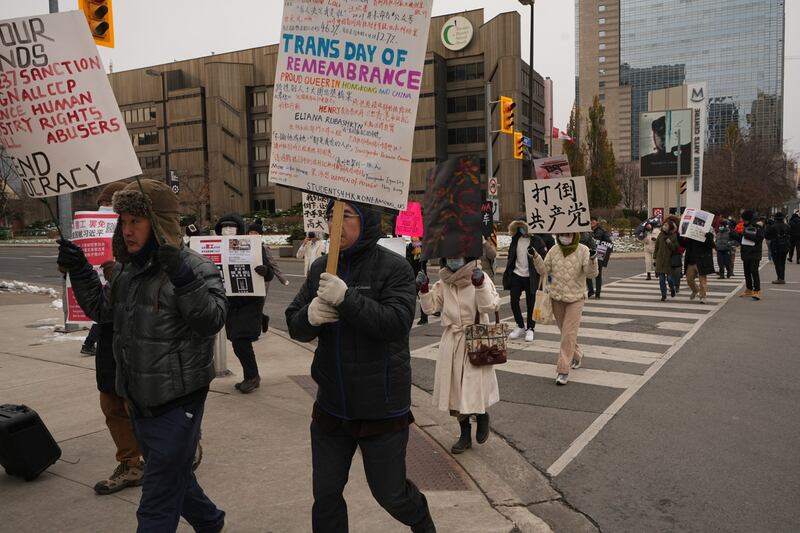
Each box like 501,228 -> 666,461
112,179 -> 182,261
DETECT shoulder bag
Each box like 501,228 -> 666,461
466,311 -> 508,366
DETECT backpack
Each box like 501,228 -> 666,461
775,226 -> 791,253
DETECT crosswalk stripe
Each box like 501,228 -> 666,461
583,298 -> 715,310
600,286 -> 731,297
531,325 -> 677,345
509,339 -> 662,364
656,321 -> 694,332
595,291 -> 725,303
580,307 -> 708,320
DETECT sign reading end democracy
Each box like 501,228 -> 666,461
0,12 -> 141,198
524,176 -> 591,234
268,0 -> 433,211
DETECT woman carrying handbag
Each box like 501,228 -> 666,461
417,258 -> 501,454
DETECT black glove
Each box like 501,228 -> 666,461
57,239 -> 90,274
158,244 -> 194,287
255,265 -> 268,277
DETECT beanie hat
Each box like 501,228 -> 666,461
96,181 -> 127,207
741,210 -> 754,222
247,223 -> 263,235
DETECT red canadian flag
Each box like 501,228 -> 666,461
552,127 -> 575,144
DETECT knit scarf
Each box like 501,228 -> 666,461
557,233 -> 580,257
438,260 -> 477,288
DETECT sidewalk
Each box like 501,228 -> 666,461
0,296 -> 552,533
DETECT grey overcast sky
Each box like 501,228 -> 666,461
1,0 -> 798,155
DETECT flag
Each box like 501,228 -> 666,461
552,127 -> 574,144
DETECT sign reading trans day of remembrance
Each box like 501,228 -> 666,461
269,0 -> 433,212
523,176 -> 591,235
0,12 -> 141,198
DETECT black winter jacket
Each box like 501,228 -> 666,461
790,215 -> 800,240
733,223 -> 765,261
286,202 -> 416,420
502,221 -> 551,291
682,234 -> 716,275
765,221 -> 791,253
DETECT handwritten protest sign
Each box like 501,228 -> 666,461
679,207 -> 714,242
0,12 -> 141,198
302,193 -> 329,234
395,201 -> 422,237
534,156 -> 572,179
66,211 -> 118,323
190,236 -> 266,297
268,0 -> 433,211
523,176 -> 591,234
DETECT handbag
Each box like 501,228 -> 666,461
466,311 -> 508,366
533,275 -> 555,325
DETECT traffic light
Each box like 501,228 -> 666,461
500,96 -> 515,134
514,131 -> 524,160
78,0 -> 115,48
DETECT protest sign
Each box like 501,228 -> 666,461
679,208 -> 714,242
190,235 -> 266,297
523,176 -> 591,234
378,237 -> 406,257
0,12 -> 141,198
480,201 -> 494,239
421,156 -> 482,261
596,242 -> 613,268
66,211 -> 118,323
534,156 -> 572,179
268,0 -> 433,211
302,192 -> 329,234
395,202 -> 423,237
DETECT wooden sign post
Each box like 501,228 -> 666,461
325,201 -> 346,274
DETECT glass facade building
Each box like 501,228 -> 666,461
620,0 -> 785,158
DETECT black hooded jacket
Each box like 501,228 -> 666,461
285,202 -> 416,420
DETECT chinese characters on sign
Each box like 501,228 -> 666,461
302,193 -> 330,234
189,236 -> 266,297
0,12 -> 141,198
268,0 -> 433,211
66,211 -> 118,323
533,156 -> 572,179
523,176 -> 591,234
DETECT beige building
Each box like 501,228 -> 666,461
68,9 -> 546,227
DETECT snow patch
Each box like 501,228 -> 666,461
42,333 -> 86,343
0,280 -> 59,298
51,299 -> 63,309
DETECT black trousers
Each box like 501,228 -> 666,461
773,250 -> 787,281
587,265 -> 604,296
789,239 -> 800,262
232,339 -> 259,380
310,421 -> 430,533
509,272 -> 535,330
83,323 -> 101,348
743,257 -> 761,291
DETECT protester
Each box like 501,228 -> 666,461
642,222 -> 659,280
61,179 -> 227,531
530,233 -> 598,385
789,211 -> 800,264
285,201 -> 435,533
764,216 -> 774,262
765,212 -> 791,284
406,236 -> 429,325
715,220 -> 734,279
681,232 -> 716,304
586,216 -> 612,298
418,258 -> 500,453
502,219 -> 549,342
296,231 -> 325,274
734,210 -> 765,300
654,218 -> 680,301
248,223 -> 286,334
217,214 -> 272,393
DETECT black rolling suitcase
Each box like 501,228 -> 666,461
0,404 -> 61,481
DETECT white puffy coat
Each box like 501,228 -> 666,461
643,228 -> 660,270
532,243 -> 598,302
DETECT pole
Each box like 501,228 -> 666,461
675,129 -> 681,215
485,82 -> 499,222
161,74 -> 169,185
528,2 -> 535,168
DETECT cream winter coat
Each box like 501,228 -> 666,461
420,262 -> 500,415
643,227 -> 660,271
532,243 -> 599,302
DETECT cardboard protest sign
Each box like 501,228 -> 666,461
679,208 -> 714,242
302,193 -> 329,234
190,235 -> 266,297
523,176 -> 591,234
596,242 -> 613,268
395,202 -> 423,237
534,156 -> 572,179
480,201 -> 494,239
66,211 -> 118,323
421,156 -> 482,261
0,12 -> 141,198
268,0 -> 433,211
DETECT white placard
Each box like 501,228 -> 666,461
0,12 -> 141,198
679,207 -> 714,242
378,237 -> 406,257
523,176 -> 591,234
302,192 -> 329,234
268,0 -> 433,211
189,235 -> 265,297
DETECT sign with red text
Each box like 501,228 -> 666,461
395,201 -> 422,237
524,176 -> 591,234
190,236 -> 266,297
268,0 -> 433,211
534,156 -> 572,179
0,12 -> 141,198
66,210 -> 118,323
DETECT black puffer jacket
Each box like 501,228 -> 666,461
502,220 -> 551,292
286,202 -> 416,420
734,222 -> 765,261
790,214 -> 800,240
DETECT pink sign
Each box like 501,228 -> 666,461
395,202 -> 423,237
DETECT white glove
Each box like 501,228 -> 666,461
308,297 -> 339,326
318,272 -> 348,306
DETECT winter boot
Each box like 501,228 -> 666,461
236,376 -> 261,394
646,272 -> 652,280
751,291 -> 762,301
739,289 -> 753,298
451,418 -> 472,454
475,413 -> 490,444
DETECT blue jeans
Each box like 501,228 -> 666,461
658,273 -> 675,298
131,399 -> 224,533
716,250 -> 731,277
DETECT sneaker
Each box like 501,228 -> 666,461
670,288 -> 676,298
525,329 -> 535,342
587,290 -> 595,298
699,297 -> 706,304
93,461 -> 144,495
192,443 -> 203,471
661,296 -> 667,302
555,374 -> 568,386
508,327 -> 525,340
772,279 -> 786,285
594,293 -> 601,299
690,291 -> 697,300
570,359 -> 581,370
80,344 -> 96,356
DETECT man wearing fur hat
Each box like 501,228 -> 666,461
58,179 -> 227,532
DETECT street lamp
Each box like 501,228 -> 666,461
146,69 -> 170,184
519,0 -> 535,172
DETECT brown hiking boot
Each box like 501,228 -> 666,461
94,461 -> 144,495
751,291 -> 762,300
739,289 -> 753,298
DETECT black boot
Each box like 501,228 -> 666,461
646,272 -> 652,280
451,418 -> 472,454
410,495 -> 436,533
476,413 -> 490,444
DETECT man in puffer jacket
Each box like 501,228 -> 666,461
286,200 -> 435,533
59,179 -> 227,532
715,221 -> 734,279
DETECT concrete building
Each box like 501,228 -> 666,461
69,9 -> 546,226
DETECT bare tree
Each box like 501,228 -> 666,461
616,161 -> 645,211
0,148 -> 20,227
179,166 -> 211,227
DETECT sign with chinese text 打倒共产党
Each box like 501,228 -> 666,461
523,176 -> 591,235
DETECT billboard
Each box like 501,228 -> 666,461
639,110 -> 693,178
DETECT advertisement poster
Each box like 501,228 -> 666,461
302,192 -> 330,234
639,110 -> 693,178
190,235 -> 265,297
268,0 -> 433,211
0,12 -> 141,198
524,176 -> 591,234
534,156 -> 572,179
395,201 -> 423,237
66,211 -> 118,324
679,208 -> 715,242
